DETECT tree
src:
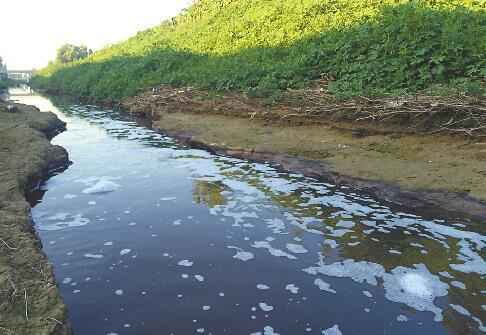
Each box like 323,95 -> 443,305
56,44 -> 89,63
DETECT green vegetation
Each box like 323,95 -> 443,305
32,0 -> 485,102
0,56 -> 6,89
55,44 -> 91,64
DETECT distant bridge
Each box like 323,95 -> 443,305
7,69 -> 35,81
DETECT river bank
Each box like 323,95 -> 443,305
0,99 -> 71,334
123,86 -> 486,219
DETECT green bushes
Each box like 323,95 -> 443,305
32,0 -> 485,102
0,79 -> 7,90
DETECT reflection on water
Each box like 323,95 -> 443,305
9,88 -> 485,335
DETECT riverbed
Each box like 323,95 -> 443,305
7,88 -> 485,335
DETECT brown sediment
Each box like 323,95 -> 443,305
123,86 -> 486,219
0,99 -> 72,334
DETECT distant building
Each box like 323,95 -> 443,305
0,64 -> 6,79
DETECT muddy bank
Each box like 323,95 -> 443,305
124,87 -> 486,219
0,100 -> 71,334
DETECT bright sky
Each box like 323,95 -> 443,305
0,0 -> 192,70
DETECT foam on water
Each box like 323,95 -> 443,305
305,259 -> 385,286
227,246 -> 254,261
84,253 -> 103,259
286,243 -> 308,254
259,303 -> 274,312
314,278 -> 336,294
250,326 -> 280,335
178,260 -> 193,267
383,264 -> 448,321
322,324 -> 342,335
265,218 -> 288,234
285,284 -> 299,294
38,213 -> 90,231
252,241 -> 297,259
82,179 -> 121,194
120,249 -> 131,256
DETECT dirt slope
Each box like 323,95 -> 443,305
0,100 -> 71,334
124,87 -> 486,218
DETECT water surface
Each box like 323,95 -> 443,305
8,89 -> 485,335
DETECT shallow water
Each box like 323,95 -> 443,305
8,89 -> 485,335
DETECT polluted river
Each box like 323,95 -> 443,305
7,89 -> 485,335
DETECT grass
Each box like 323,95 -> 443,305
32,0 -> 485,102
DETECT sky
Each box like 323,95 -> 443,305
0,0 -> 192,70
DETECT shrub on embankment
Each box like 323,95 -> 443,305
32,0 -> 485,102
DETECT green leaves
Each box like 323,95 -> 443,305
32,0 -> 485,101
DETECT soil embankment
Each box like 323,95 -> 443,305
0,99 -> 71,334
124,86 -> 486,219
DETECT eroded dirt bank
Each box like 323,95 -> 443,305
124,86 -> 486,219
0,99 -> 71,334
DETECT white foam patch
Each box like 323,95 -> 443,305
363,290 -> 372,298
322,324 -> 342,335
223,179 -> 266,198
257,284 -> 269,290
286,243 -> 308,254
64,194 -> 77,199
383,264 -> 449,321
336,221 -> 355,228
323,239 -> 338,248
227,246 -> 254,261
84,253 -> 103,259
265,218 -> 288,234
450,304 -> 486,331
159,197 -> 177,201
449,240 -> 486,275
250,326 -> 280,335
104,241 -> 114,246
259,303 -> 274,312
82,179 -> 121,194
305,259 -> 385,286
120,249 -> 131,256
88,201 -> 96,205
285,284 -> 299,294
260,177 -> 299,195
39,214 -> 90,231
195,275 -> 205,282
62,278 -> 72,284
46,213 -> 70,221
252,241 -> 297,259
396,315 -> 408,322
451,281 -> 466,289
202,305 -> 210,311
178,260 -> 193,267
438,271 -> 454,278
314,278 -> 336,294
328,229 -> 353,237
115,290 -> 123,295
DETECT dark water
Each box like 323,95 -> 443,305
8,89 -> 485,335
